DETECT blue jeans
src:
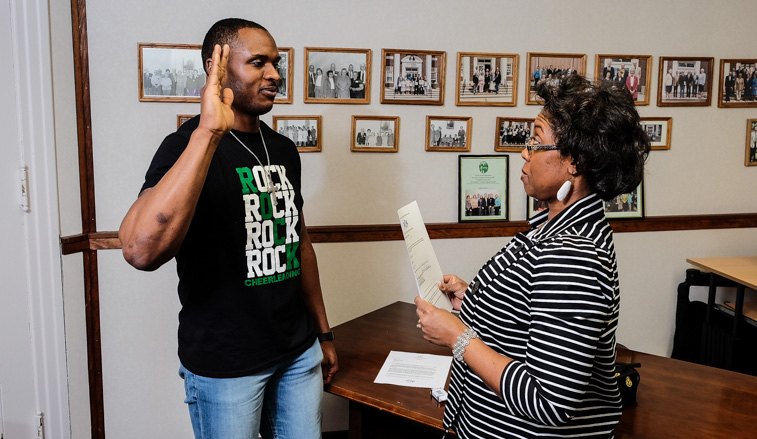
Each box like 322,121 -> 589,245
179,339 -> 323,439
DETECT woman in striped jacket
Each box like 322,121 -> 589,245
416,74 -> 650,439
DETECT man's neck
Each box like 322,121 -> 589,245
233,113 -> 261,133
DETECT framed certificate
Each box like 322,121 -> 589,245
458,155 -> 509,222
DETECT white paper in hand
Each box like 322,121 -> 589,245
398,201 -> 452,311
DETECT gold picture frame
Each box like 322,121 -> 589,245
272,115 -> 322,153
303,47 -> 371,104
657,56 -> 714,107
380,49 -> 446,105
640,117 -> 673,151
138,43 -> 205,102
176,114 -> 194,129
595,54 -> 653,106
495,117 -> 533,153
350,116 -> 400,153
455,52 -> 519,106
525,52 -> 587,105
746,119 -> 757,167
274,47 -> 294,104
426,116 -> 471,152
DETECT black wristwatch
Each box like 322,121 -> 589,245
317,331 -> 335,343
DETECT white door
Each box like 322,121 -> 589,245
0,0 -> 69,437
0,0 -> 39,435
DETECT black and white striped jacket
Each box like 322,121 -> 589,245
444,194 -> 623,438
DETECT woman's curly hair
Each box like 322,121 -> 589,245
535,74 -> 650,200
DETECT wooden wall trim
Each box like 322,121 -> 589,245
61,213 -> 757,254
69,0 -> 105,437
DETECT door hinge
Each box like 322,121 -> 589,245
20,165 -> 31,213
35,411 -> 44,438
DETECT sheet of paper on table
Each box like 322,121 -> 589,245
397,201 -> 453,311
374,350 -> 453,389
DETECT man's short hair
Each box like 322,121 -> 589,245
201,18 -> 268,75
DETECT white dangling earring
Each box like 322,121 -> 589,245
556,179 -> 572,201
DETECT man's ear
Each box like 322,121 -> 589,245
204,57 -> 213,76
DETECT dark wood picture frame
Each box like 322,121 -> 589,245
718,59 -> 757,108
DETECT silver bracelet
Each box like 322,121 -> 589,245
452,328 -> 478,366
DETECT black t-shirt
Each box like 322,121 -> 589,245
141,116 -> 314,378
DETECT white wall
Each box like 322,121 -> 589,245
51,0 -> 757,437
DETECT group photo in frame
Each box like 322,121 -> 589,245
746,119 -> 757,166
272,115 -> 322,153
495,117 -> 533,153
274,47 -> 294,104
458,155 -> 509,222
426,116 -> 471,152
526,52 -> 587,105
657,56 -> 714,107
595,54 -> 653,105
303,47 -> 371,104
351,115 -> 399,152
718,59 -> 757,108
603,182 -> 644,219
138,43 -> 205,102
640,117 -> 672,151
455,52 -> 519,106
380,49 -> 446,105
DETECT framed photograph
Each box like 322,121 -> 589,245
177,114 -> 194,129
380,49 -> 446,105
458,155 -> 509,222
272,115 -> 322,153
657,57 -> 714,107
138,43 -> 205,102
640,117 -> 672,151
303,47 -> 371,104
526,196 -> 549,220
718,59 -> 757,108
495,117 -> 533,153
351,116 -> 399,152
456,52 -> 519,106
603,182 -> 644,219
275,47 -> 293,104
595,54 -> 653,105
746,119 -> 757,167
426,116 -> 471,152
525,52 -> 587,104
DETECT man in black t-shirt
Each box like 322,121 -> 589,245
119,18 -> 337,439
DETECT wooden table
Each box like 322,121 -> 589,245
686,257 -> 757,371
687,256 -> 757,291
327,301 -> 757,439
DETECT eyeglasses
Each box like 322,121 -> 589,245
525,137 -> 558,155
